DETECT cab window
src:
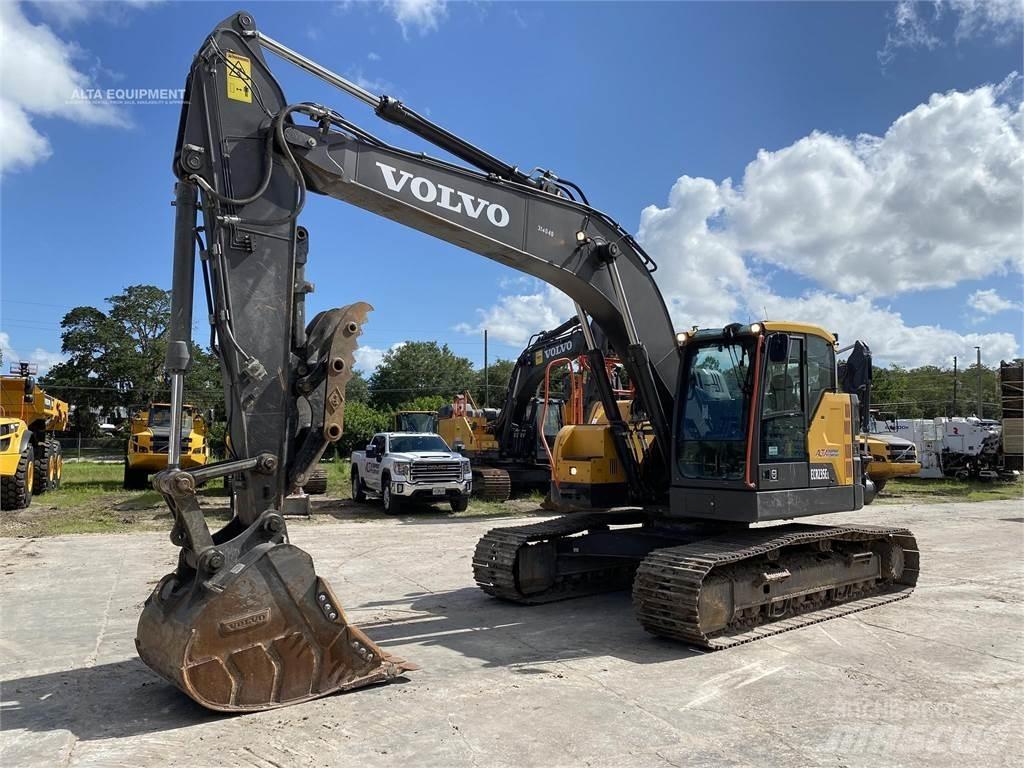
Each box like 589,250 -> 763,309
761,337 -> 806,463
806,335 -> 836,417
677,340 -> 754,481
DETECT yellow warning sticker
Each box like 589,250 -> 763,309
534,350 -> 544,366
226,51 -> 252,103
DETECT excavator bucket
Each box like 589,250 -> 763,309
135,297 -> 413,712
137,542 -> 414,712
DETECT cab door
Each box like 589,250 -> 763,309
367,434 -> 386,488
758,334 -> 809,490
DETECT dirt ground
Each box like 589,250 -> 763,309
1,497 -> 1023,767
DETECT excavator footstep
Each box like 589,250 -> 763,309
136,542 -> 414,712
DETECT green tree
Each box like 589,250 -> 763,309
397,394 -> 448,413
334,401 -> 390,457
368,342 -> 475,410
346,370 -> 370,404
40,285 -> 223,429
473,358 -> 515,409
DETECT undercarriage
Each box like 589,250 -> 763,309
474,513 -> 918,648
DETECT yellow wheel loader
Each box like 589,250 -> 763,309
1,363 -> 69,510
135,13 -> 918,712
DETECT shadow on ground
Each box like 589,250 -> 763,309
308,497 -> 549,526
354,586 -> 702,668
0,658 -> 224,741
1,587 -> 697,741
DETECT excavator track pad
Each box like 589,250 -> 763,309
137,540 -> 414,712
633,524 -> 919,649
472,467 -> 512,501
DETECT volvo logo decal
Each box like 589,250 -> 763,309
376,162 -> 511,228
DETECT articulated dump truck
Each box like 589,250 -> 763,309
1,364 -> 69,510
135,12 -> 919,712
124,403 -> 211,490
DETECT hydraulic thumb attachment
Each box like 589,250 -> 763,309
136,178 -> 413,712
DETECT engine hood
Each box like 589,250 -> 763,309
868,432 -> 915,447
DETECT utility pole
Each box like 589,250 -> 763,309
975,345 -> 983,419
952,356 -> 958,416
483,329 -> 489,407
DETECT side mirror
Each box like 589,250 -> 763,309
767,333 -> 791,364
365,444 -> 377,459
453,440 -> 465,452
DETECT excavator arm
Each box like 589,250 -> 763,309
490,317 -> 587,452
138,10 -> 681,712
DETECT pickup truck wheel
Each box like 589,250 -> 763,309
350,468 -> 367,502
449,494 -> 469,513
382,476 -> 402,515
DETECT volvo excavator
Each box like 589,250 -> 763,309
138,11 -> 920,713
437,317 -> 592,500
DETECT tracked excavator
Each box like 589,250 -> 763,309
437,317 -> 593,500
138,11 -> 920,713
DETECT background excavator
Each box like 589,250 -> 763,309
436,317 -> 591,500
139,11 -> 919,713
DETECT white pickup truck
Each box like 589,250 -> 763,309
350,432 -> 472,514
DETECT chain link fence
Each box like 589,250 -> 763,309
56,436 -> 126,462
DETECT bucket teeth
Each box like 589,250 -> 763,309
136,542 -> 414,712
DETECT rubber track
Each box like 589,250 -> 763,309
472,466 -> 512,502
473,511 -> 646,603
632,523 -> 919,650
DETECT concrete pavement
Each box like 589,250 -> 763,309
1,499 -> 1022,767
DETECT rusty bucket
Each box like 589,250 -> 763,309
137,541 -> 413,712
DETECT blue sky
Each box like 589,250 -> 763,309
1,0 -> 1021,373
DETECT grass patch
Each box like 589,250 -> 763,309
875,475 -> 1024,504
0,461 -> 230,538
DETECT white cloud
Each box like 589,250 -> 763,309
948,0 -> 1023,43
367,51 -> 381,61
0,2 -> 127,174
458,77 -> 1023,368
354,342 -> 406,372
0,332 -> 66,374
967,288 -> 1023,316
880,0 -> 1023,65
344,66 -> 391,95
454,284 -> 574,346
726,79 -> 1023,295
385,0 -> 447,38
750,289 -> 1021,368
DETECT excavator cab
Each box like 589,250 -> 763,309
671,322 -> 869,522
